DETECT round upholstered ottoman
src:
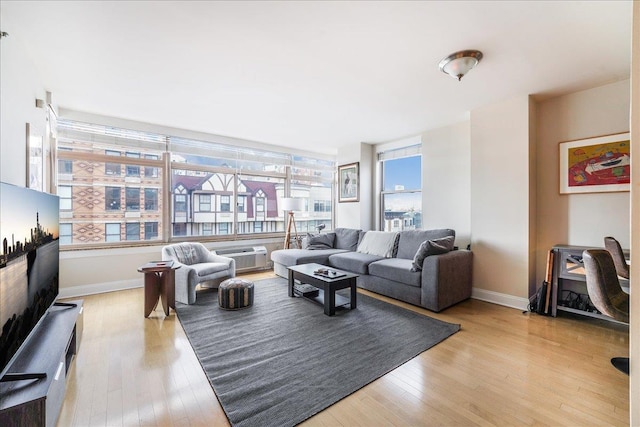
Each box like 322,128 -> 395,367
218,278 -> 254,310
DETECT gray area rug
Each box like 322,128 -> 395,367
175,277 -> 460,427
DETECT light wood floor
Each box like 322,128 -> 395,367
58,271 -> 630,426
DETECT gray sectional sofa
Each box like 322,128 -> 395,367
270,228 -> 473,312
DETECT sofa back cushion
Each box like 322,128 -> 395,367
334,228 -> 361,251
302,232 -> 336,250
395,229 -> 456,259
356,231 -> 399,258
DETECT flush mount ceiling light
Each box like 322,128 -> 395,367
438,50 -> 483,81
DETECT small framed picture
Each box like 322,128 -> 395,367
559,132 -> 630,194
338,162 -> 359,202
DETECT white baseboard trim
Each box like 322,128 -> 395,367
58,279 -> 142,299
472,287 -> 530,311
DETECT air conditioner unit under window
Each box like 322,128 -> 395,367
213,246 -> 267,272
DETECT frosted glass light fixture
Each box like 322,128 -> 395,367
439,50 -> 483,81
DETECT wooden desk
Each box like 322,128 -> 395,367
551,245 -> 629,323
138,262 -> 179,318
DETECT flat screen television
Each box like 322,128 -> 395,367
0,182 -> 59,379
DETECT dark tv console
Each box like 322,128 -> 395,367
0,300 -> 83,427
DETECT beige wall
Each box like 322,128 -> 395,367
422,121 -> 471,249
535,79 -> 631,287
629,1 -> 639,424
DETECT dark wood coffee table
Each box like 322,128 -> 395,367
287,263 -> 358,316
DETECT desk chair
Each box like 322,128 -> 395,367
604,236 -> 629,280
583,249 -> 629,375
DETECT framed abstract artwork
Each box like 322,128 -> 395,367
338,162 -> 359,202
559,132 -> 630,194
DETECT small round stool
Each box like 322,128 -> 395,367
218,278 -> 254,310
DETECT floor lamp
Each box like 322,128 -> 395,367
281,197 -> 304,249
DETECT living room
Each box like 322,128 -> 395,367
1,1 -> 638,426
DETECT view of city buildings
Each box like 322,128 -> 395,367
56,122 -> 333,245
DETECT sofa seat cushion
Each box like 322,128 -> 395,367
271,248 -> 347,267
192,262 -> 232,277
368,258 -> 422,288
328,252 -> 383,275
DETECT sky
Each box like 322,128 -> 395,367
0,183 -> 59,246
383,156 -> 421,191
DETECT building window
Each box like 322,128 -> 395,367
105,187 -> 121,210
175,194 -> 187,212
202,223 -> 213,235
58,159 -> 72,174
237,196 -> 245,213
105,150 -> 121,175
256,197 -> 264,212
59,223 -> 72,245
380,151 -> 422,231
199,194 -> 211,212
145,222 -> 158,240
144,154 -> 159,177
126,223 -> 140,240
254,222 -> 262,232
126,187 -> 140,211
59,185 -> 72,210
126,152 -> 140,176
219,223 -> 229,234
144,188 -> 158,210
314,200 -> 331,212
105,223 -> 121,242
220,195 -> 231,212
173,223 -> 187,236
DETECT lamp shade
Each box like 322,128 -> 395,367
281,197 -> 304,211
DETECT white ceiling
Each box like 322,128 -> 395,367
1,1 -> 633,155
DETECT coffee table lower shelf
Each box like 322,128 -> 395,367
294,288 -> 352,310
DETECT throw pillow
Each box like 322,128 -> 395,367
410,236 -> 455,272
356,231 -> 399,258
304,232 -> 335,250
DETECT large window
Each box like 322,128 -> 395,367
56,119 -> 333,247
380,147 -> 422,231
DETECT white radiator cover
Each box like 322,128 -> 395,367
213,246 -> 268,272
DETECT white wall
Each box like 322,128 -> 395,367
422,121 -> 471,249
470,95 -> 534,302
0,16 -> 48,186
535,79 -> 631,286
335,142 -> 374,230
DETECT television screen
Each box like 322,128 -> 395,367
0,182 -> 59,377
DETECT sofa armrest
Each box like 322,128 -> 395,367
421,250 -> 473,312
204,251 -> 236,275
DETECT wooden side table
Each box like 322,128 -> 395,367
138,261 -> 179,318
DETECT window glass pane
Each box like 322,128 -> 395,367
144,222 -> 158,240
383,156 -> 421,191
59,185 -> 72,210
126,188 -> 140,211
171,168 -> 236,237
381,154 -> 422,231
237,174 -> 285,235
126,223 -> 140,240
382,192 -> 422,231
105,223 -> 121,242
105,150 -> 121,176
144,154 -> 159,177
126,152 -> 140,176
144,188 -> 158,210
288,177 -> 333,234
106,187 -> 121,210
59,223 -> 72,245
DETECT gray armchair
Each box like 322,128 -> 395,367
162,242 -> 236,304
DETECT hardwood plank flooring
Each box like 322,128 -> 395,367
58,271 -> 629,426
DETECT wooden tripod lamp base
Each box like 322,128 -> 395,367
281,197 -> 304,249
284,211 -> 299,249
